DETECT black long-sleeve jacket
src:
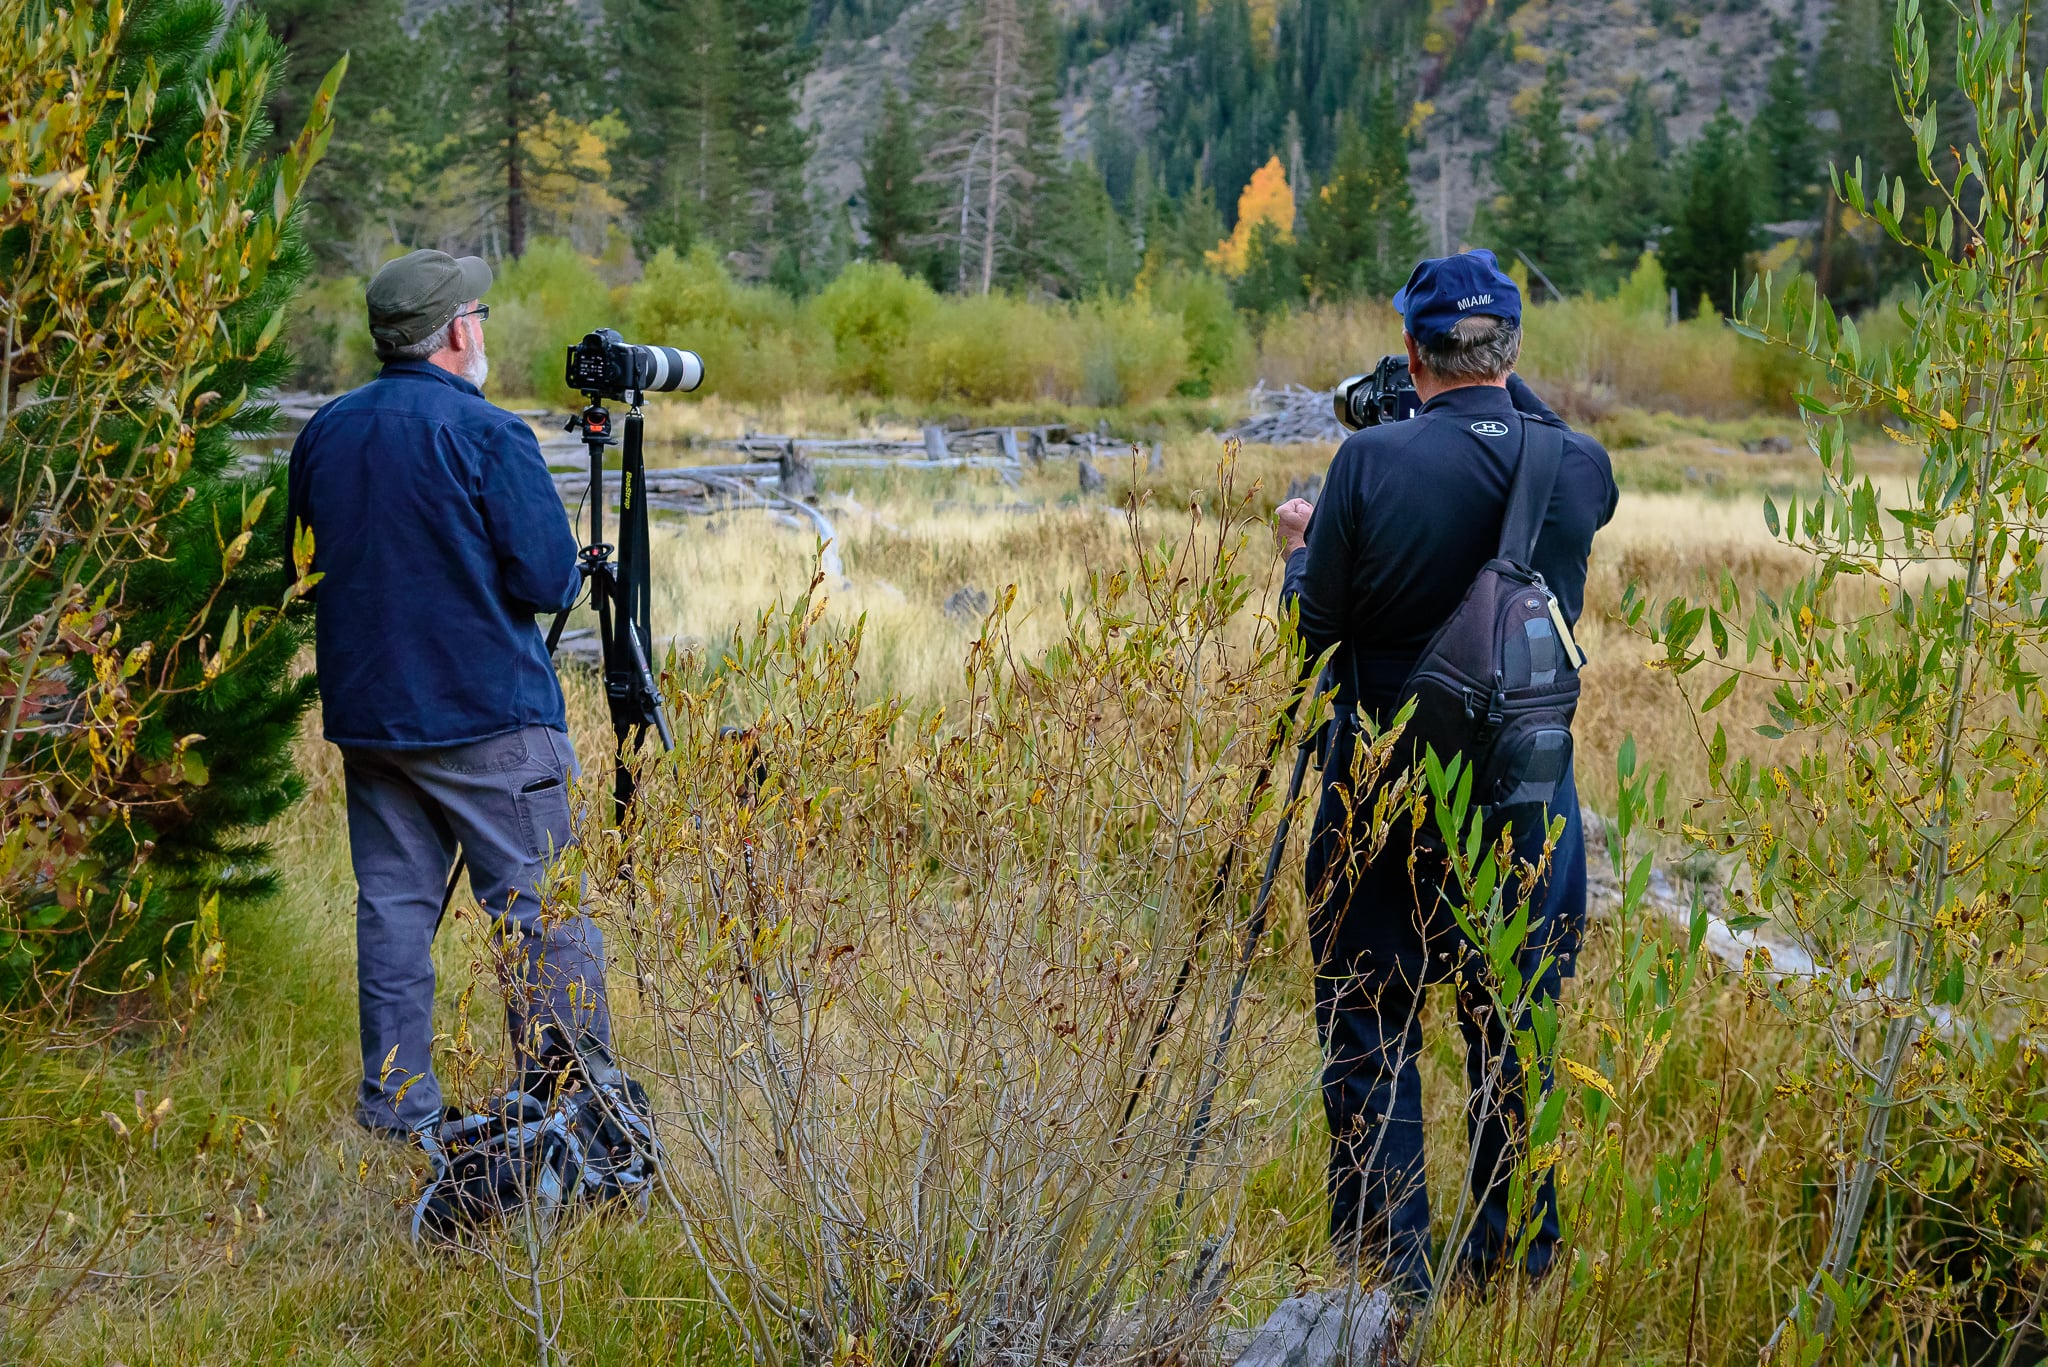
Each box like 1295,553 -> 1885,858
1280,376 -> 1618,712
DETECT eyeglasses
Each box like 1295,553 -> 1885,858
455,304 -> 490,324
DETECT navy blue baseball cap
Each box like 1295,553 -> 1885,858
1391,249 -> 1522,348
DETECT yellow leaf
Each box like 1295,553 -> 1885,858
1562,1056 -> 1616,1100
1938,408 -> 1959,430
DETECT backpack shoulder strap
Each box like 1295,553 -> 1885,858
1497,417 -> 1567,563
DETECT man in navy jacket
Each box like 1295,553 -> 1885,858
287,249 -> 607,1142
1275,250 -> 1618,1296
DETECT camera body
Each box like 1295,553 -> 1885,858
1333,355 -> 1421,431
565,328 -> 703,401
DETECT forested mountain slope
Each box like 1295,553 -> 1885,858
801,0 -> 1827,255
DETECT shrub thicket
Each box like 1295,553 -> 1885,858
807,260 -> 939,397
291,239 -> 1825,420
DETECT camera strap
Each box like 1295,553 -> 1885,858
1496,416 -> 1567,565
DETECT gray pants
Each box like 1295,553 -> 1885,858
340,724 -> 611,1132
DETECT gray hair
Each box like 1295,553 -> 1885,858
375,318 -> 453,363
1418,314 -> 1522,383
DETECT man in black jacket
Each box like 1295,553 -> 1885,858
1275,249 -> 1618,1295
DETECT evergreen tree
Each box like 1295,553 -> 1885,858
1300,88 -> 1423,299
1574,84 -> 1669,292
1751,32 -> 1819,221
255,0 -> 415,268
1138,171 -> 1226,281
1481,63 -> 1583,291
611,0 -> 811,273
613,0 -> 737,259
727,0 -> 815,276
1151,0 -> 1280,215
1662,104 -> 1756,316
1037,162 -> 1140,296
1233,220 -> 1305,317
423,0 -> 594,257
862,83 -> 929,269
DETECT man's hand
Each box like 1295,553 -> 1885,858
1275,498 -> 1314,555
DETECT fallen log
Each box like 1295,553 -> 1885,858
1229,1289 -> 1398,1366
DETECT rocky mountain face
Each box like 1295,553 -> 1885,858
798,0 -> 1832,246
1407,0 -> 1830,255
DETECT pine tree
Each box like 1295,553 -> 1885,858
609,0 -> 812,274
1137,170 -> 1226,283
862,83 -> 929,269
612,0 -> 738,258
1233,219 -> 1305,317
725,0 -> 815,277
1300,87 -> 1423,299
424,0 -> 593,257
1037,162 -> 1140,296
1661,104 -> 1756,317
1481,63 -> 1583,291
256,0 -> 416,268
1573,83 -> 1669,293
1751,32 -> 1818,222
1151,0 -> 1280,212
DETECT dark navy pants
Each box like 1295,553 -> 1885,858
1304,715 -> 1585,1295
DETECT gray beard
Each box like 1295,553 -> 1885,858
461,347 -> 490,390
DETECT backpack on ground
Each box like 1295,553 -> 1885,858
1395,416 -> 1585,826
411,1034 -> 658,1245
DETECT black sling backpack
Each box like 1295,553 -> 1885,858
1394,415 -> 1586,820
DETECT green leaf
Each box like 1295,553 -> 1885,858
1702,673 -> 1739,713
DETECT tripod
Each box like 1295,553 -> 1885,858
438,391 -> 673,918
545,393 -> 673,821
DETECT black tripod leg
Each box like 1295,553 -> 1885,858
1179,736 -> 1318,1191
436,852 -> 465,935
1115,665 -> 1319,1139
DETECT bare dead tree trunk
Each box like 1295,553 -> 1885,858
504,0 -> 526,258
978,8 -> 1007,295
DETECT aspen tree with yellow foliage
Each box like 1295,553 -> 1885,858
1207,155 -> 1296,277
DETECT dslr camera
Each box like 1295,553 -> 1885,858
1333,355 -> 1421,431
565,328 -> 704,402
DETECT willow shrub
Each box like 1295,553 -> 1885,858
625,243 -> 831,408
1637,2 -> 2048,1357
806,260 -> 940,398
569,458 -> 1374,1360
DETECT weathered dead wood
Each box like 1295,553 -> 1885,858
1227,383 -> 1348,447
777,441 -> 816,501
1230,1290 -> 1398,1367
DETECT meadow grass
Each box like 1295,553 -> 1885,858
0,421 -> 1940,1364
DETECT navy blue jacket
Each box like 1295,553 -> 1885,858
1282,377 -> 1617,712
287,362 -> 581,748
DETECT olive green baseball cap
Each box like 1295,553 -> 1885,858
365,249 -> 494,348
